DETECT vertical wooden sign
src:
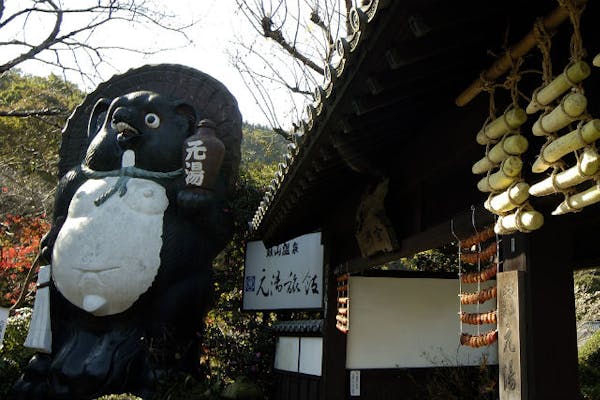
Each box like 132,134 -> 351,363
497,270 -> 527,400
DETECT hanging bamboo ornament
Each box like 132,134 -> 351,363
477,156 -> 523,192
472,135 -> 529,174
552,183 -> 600,215
526,61 -> 591,114
494,209 -> 544,234
530,147 -> 600,196
485,182 -> 530,213
594,53 -> 600,67
476,108 -> 527,145
531,92 -> 587,136
532,119 -> 600,173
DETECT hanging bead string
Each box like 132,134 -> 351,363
457,221 -> 499,348
451,219 -> 463,334
468,208 -> 481,336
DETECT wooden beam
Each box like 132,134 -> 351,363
333,205 -> 494,275
456,0 -> 587,107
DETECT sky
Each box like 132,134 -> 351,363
1,0 -> 276,126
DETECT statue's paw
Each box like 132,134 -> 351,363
11,354 -> 52,400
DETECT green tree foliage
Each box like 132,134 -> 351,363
0,308 -> 35,399
242,123 -> 289,167
0,70 -> 84,216
580,329 -> 600,400
400,244 -> 458,273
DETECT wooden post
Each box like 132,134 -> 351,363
320,230 -> 348,400
502,218 -> 579,399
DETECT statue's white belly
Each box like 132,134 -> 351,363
52,177 -> 168,316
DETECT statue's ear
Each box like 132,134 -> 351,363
88,98 -> 111,139
175,102 -> 197,136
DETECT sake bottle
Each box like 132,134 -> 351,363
182,119 -> 225,191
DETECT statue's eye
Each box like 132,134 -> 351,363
144,113 -> 160,128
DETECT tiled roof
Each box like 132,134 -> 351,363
249,0 -> 389,234
272,319 -> 324,334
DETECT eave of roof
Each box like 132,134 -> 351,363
249,0 -> 395,237
249,0 -> 558,246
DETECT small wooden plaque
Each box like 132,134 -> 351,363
497,270 -> 527,400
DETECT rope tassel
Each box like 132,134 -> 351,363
24,265 -> 52,353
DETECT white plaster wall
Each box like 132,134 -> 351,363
345,276 -> 498,369
274,336 -> 300,372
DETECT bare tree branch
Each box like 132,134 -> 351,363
0,108 -> 67,117
344,0 -> 352,34
309,9 -> 334,50
0,0 -> 62,73
260,15 -> 324,75
232,0 -> 351,130
0,0 -> 196,79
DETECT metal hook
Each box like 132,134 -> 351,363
450,218 -> 460,243
470,204 -> 479,236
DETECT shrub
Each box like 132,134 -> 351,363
0,308 -> 35,398
580,329 -> 600,400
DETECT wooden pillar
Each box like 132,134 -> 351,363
320,231 -> 348,400
502,218 -> 580,399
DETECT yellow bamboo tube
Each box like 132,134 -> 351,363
594,53 -> 600,67
526,61 -> 591,114
552,184 -> 600,215
477,156 -> 523,192
494,210 -> 544,234
530,147 -> 600,196
472,135 -> 529,174
532,119 -> 600,173
476,108 -> 527,145
531,93 -> 587,136
485,182 -> 530,213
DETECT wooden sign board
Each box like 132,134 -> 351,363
243,232 -> 324,310
497,270 -> 527,400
